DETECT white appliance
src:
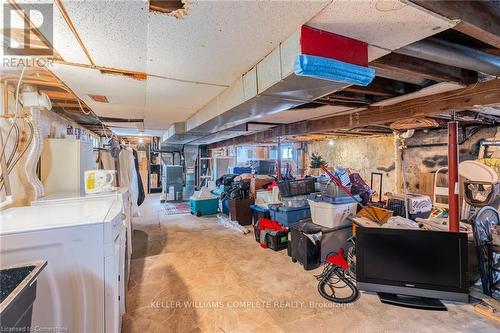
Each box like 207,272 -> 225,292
0,199 -> 125,333
31,188 -> 133,315
41,139 -> 96,195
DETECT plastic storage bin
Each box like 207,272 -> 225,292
190,197 -> 219,216
229,166 -> 252,175
278,178 -> 315,197
386,194 -> 432,220
320,182 -> 352,197
221,198 -> 230,215
288,221 -> 322,270
266,231 -> 288,251
288,220 -> 353,270
268,204 -> 311,227
281,195 -> 309,208
307,195 -> 358,228
249,205 -> 271,225
253,226 -> 288,251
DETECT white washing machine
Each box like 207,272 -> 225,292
31,188 -> 133,314
0,198 -> 125,333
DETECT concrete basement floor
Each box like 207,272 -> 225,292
121,195 -> 498,333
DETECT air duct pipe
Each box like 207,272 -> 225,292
395,38 -> 500,76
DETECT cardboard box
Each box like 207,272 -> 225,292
357,206 -> 393,224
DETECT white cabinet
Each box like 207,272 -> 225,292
41,139 -> 96,195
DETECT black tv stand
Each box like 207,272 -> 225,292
377,293 -> 447,311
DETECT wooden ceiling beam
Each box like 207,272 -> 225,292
40,90 -> 75,101
411,1 -> 500,48
208,79 -> 500,148
371,53 -> 478,85
370,66 -> 429,85
343,77 -> 411,97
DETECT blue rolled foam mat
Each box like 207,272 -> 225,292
294,54 -> 375,86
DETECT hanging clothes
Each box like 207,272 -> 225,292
100,150 -> 118,187
119,147 -> 139,217
132,149 -> 145,206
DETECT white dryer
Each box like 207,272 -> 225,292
31,188 -> 133,314
0,198 -> 124,333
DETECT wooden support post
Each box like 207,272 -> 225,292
448,121 -> 459,232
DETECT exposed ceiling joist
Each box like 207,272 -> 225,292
411,0 -> 500,48
39,90 -> 74,100
343,77 -> 406,97
371,53 -> 478,85
208,79 -> 500,148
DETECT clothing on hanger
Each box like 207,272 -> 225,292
132,149 -> 145,206
119,147 -> 140,217
100,149 -> 118,187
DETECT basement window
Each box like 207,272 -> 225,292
149,0 -> 185,14
282,147 -> 293,160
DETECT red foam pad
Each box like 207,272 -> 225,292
300,25 -> 368,67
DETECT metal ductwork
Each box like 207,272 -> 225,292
395,38 -> 500,76
162,27 -> 376,146
165,26 -> 375,146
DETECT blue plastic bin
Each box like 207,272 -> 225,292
230,167 -> 252,175
190,197 -> 219,217
221,198 -> 230,215
249,204 -> 271,225
308,193 -> 361,204
268,205 -> 311,227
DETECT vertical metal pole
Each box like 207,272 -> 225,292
448,121 -> 459,232
277,137 -> 282,181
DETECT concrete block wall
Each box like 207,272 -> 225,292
304,125 -> 500,198
306,134 -> 398,196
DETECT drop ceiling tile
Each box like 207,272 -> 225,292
145,76 -> 225,128
52,1 -> 91,64
109,127 -> 164,137
51,62 -> 146,102
61,0 -> 148,71
82,102 -> 145,120
143,105 -> 195,128
0,0 -> 90,65
307,0 -> 455,51
50,62 -> 146,120
147,0 -> 330,84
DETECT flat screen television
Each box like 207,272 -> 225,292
356,227 -> 469,309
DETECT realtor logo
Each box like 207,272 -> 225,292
3,2 -> 53,56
